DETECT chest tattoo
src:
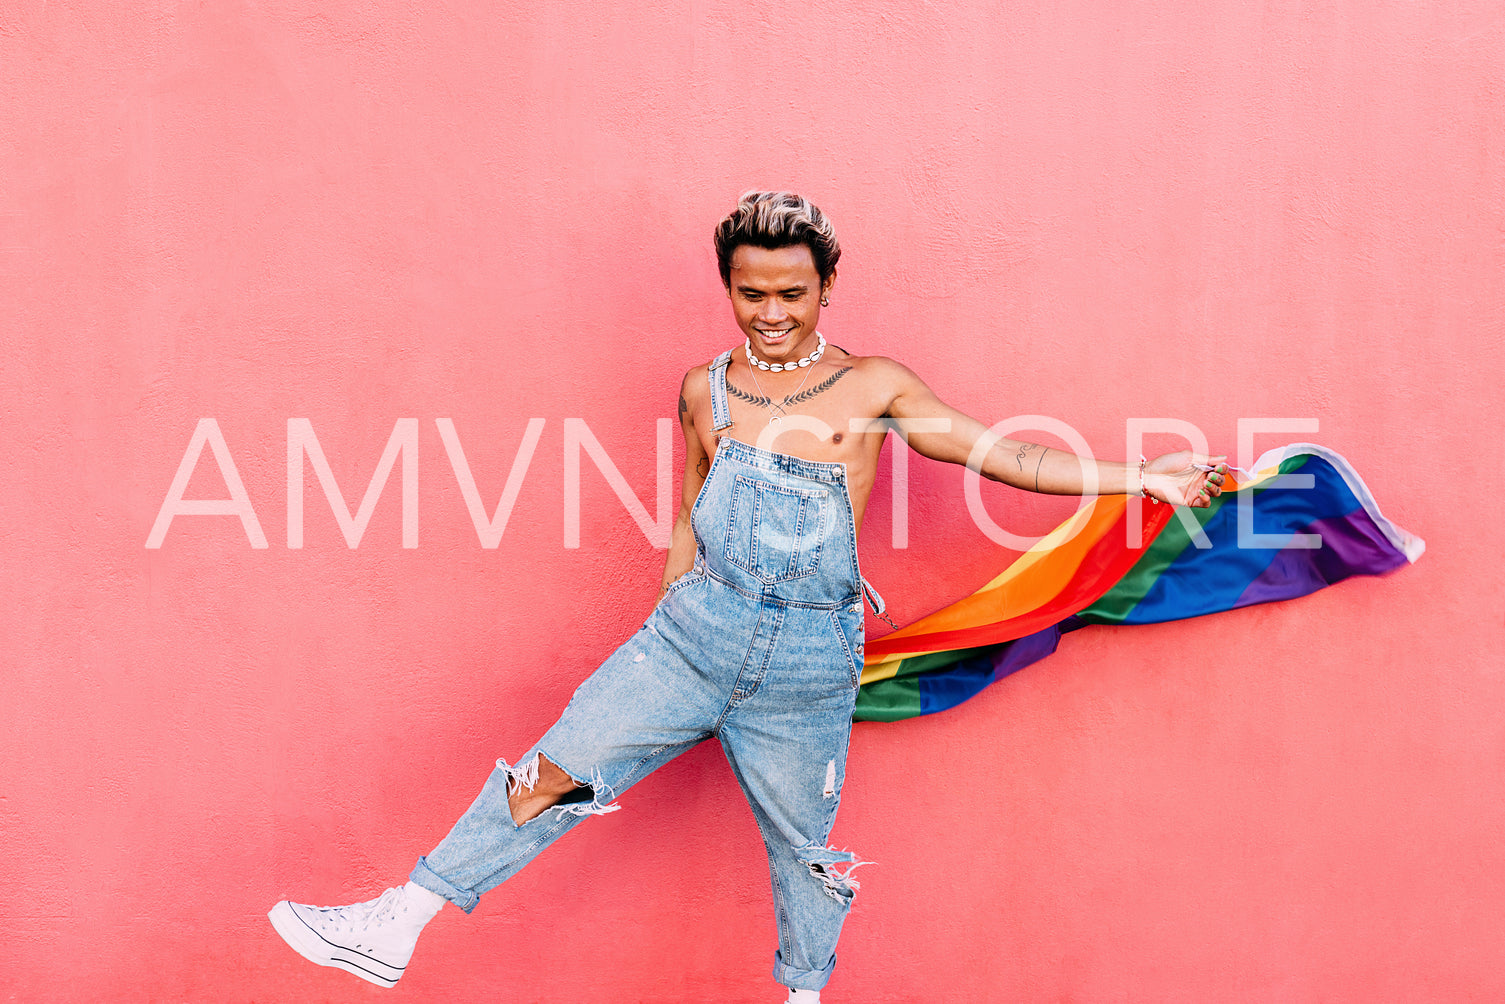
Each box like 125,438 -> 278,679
726,366 -> 854,409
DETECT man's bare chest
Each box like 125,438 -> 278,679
700,360 -> 889,473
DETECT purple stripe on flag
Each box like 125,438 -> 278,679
990,625 -> 1062,679
1234,509 -> 1411,608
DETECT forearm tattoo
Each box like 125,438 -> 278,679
696,456 -> 709,478
726,367 -> 853,408
1014,443 -> 1049,492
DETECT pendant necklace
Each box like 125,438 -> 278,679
745,345 -> 819,425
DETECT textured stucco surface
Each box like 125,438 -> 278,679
2,1 -> 1502,1000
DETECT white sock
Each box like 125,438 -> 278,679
402,881 -> 447,923
785,989 -> 820,1004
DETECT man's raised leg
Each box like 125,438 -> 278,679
267,750 -> 599,988
408,744 -> 627,910
270,614 -> 722,987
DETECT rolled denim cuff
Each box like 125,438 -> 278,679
773,948 -> 837,991
409,856 -> 480,914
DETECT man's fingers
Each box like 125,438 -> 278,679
1189,453 -> 1230,473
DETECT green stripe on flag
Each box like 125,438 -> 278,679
853,676 -> 923,722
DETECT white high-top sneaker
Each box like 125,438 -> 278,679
268,883 -> 443,987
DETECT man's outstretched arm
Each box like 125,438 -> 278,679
879,358 -> 1226,506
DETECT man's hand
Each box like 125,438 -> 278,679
1143,451 -> 1229,507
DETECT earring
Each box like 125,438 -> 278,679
820,296 -> 830,307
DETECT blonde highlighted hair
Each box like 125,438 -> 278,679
714,191 -> 841,287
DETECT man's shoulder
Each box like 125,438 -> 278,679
678,357 -> 719,406
828,347 -> 921,387
682,359 -> 712,381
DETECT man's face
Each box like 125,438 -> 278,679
725,244 -> 833,363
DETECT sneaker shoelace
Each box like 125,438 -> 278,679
314,887 -> 404,932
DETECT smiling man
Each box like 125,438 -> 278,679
269,191 -> 1225,1002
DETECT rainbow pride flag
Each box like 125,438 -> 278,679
855,444 -> 1423,722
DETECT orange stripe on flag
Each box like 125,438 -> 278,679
865,496 -> 1173,661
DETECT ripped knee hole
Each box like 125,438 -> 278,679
500,752 -> 622,819
795,843 -> 872,906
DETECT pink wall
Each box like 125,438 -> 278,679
4,1 -> 1501,1000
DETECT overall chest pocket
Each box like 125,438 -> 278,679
722,474 -> 829,583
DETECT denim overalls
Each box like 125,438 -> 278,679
412,349 -> 877,992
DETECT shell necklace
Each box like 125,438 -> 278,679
744,332 -> 826,372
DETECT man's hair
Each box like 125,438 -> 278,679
714,191 -> 841,288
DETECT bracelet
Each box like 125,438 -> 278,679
1138,455 -> 1160,505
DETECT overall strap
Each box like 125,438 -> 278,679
707,349 -> 735,433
